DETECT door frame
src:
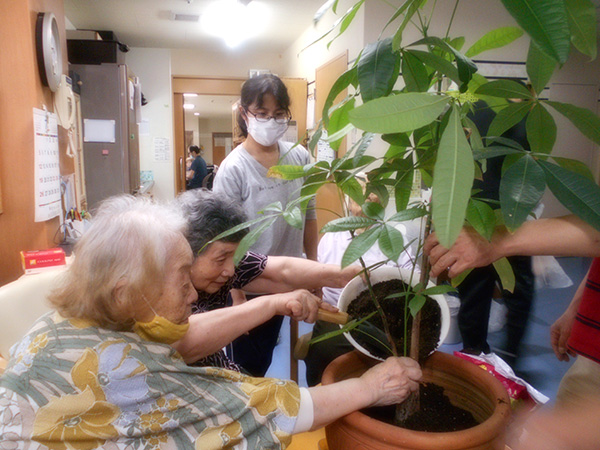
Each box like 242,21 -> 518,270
172,77 -> 245,193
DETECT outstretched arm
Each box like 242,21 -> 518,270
174,289 -> 331,363
306,356 -> 422,430
425,215 -> 600,278
244,256 -> 362,294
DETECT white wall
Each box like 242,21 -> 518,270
171,49 -> 285,78
127,48 -> 175,202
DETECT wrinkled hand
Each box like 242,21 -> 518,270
274,289 -> 336,323
550,309 -> 577,362
360,357 -> 422,407
425,228 -> 496,278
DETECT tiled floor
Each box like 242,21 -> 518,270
266,256 -> 592,405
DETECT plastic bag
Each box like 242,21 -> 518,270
454,351 -> 549,411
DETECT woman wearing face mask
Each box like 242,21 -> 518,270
0,195 -> 422,449
212,74 -> 319,376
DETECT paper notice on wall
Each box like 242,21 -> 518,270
153,137 -> 171,162
316,130 -> 335,163
283,120 -> 298,144
33,108 -> 62,222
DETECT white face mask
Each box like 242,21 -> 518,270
247,116 -> 288,147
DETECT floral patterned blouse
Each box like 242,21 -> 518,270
0,311 -> 300,449
191,252 -> 268,371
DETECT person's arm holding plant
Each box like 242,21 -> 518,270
307,356 -> 422,430
174,288 -> 328,363
243,256 -> 362,294
425,215 -> 600,278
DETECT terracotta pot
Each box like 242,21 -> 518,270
322,350 -> 511,450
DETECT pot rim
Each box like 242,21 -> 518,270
323,350 -> 512,449
338,266 -> 451,361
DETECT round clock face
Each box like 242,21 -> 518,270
36,12 -> 63,92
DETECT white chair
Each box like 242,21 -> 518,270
0,269 -> 65,370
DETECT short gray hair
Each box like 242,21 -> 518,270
48,195 -> 188,330
176,189 -> 248,255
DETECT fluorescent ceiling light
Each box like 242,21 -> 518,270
183,103 -> 195,110
201,0 -> 270,48
183,93 -> 198,97
194,112 -> 200,116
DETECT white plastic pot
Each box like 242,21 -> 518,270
337,265 -> 451,361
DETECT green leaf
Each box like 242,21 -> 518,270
328,98 -> 355,151
388,206 -> 427,223
500,0 -> 570,64
499,154 -> 546,231
320,216 -> 377,233
552,156 -> 595,181
326,0 -> 366,50
420,285 -> 457,296
378,225 -> 405,262
539,160 -> 600,231
208,215 -> 271,247
309,125 -> 323,153
526,41 -> 556,96
401,50 -> 430,92
391,0 -> 426,51
488,101 -> 531,138
408,294 -> 426,317
340,176 -> 364,205
565,0 -> 597,59
526,103 -> 556,154
466,198 -> 496,240
465,26 -> 524,57
393,158 -> 415,211
362,201 -> 385,220
358,38 -> 400,103
282,206 -> 303,230
342,226 -> 381,267
322,68 -> 358,127
382,132 -> 412,147
432,105 -> 475,248
475,80 -> 534,100
408,50 -> 460,85
410,36 -> 477,91
233,218 -> 276,264
451,268 -> 473,287
545,101 -> 600,146
349,93 -> 449,134
267,164 -> 307,180
493,257 -> 515,293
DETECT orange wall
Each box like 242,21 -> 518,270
0,0 -> 72,285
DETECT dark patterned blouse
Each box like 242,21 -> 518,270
190,252 -> 267,370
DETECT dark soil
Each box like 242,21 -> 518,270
346,279 -> 441,362
363,383 -> 480,432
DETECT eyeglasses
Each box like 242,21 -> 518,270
245,109 -> 291,124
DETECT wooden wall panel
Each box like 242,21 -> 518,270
0,0 -> 70,285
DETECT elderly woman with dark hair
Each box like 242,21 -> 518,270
174,189 -> 361,372
0,195 -> 421,448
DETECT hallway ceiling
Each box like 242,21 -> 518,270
64,0 -> 329,53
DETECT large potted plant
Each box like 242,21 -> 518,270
221,0 -> 600,447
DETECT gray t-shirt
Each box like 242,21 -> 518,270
213,140 -> 316,257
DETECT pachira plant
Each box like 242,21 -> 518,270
217,0 -> 600,362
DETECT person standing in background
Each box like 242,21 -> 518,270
187,145 -> 208,190
213,74 -> 318,376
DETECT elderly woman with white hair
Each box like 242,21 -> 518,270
0,195 -> 421,448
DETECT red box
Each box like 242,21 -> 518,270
20,248 -> 66,274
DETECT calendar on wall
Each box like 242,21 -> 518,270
33,108 -> 61,222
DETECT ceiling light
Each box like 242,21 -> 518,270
201,0 -> 269,48
183,93 -> 198,97
183,103 -> 195,110
194,112 -> 200,116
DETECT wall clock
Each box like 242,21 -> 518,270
36,12 -> 63,92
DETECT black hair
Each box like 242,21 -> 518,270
176,189 -> 249,255
189,145 -> 201,155
237,74 -> 291,138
